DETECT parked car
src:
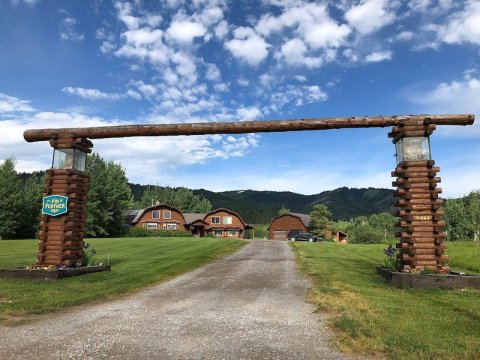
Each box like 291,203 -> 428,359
288,231 -> 322,242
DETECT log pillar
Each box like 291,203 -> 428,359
389,121 -> 448,272
37,137 -> 93,266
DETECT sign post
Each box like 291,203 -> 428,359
37,137 -> 92,266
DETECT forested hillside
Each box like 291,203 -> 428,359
130,184 -> 394,223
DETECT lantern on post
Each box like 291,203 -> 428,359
395,136 -> 431,164
389,122 -> 448,272
38,137 -> 93,266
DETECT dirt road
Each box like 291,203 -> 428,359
0,240 -> 362,359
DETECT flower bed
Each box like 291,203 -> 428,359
376,266 -> 480,289
0,265 -> 111,281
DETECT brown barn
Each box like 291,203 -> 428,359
130,204 -> 188,231
268,212 -> 311,240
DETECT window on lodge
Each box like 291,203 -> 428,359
223,216 -> 233,225
152,210 -> 160,219
212,216 -> 220,224
144,222 -> 158,229
163,210 -> 172,219
163,223 -> 178,230
227,230 -> 238,237
213,230 -> 223,236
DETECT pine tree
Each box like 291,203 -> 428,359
0,158 -> 22,239
138,185 -> 211,213
309,203 -> 332,236
17,174 -> 43,238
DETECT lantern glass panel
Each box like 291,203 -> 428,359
52,148 -> 86,171
74,150 -> 86,172
396,137 -> 431,164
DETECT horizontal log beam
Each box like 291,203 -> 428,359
23,114 -> 475,142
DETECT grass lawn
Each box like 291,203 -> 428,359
0,237 -> 246,324
293,242 -> 480,360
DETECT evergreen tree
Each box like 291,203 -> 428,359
309,203 -> 332,235
278,205 -> 290,216
0,158 -> 22,239
85,153 -> 132,237
138,185 -> 211,213
17,174 -> 43,238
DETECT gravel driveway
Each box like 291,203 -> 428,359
0,240 -> 363,360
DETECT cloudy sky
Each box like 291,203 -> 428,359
0,0 -> 479,197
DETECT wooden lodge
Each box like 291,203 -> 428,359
127,204 -> 253,239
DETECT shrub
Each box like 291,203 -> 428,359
348,224 -> 384,244
126,227 -> 192,238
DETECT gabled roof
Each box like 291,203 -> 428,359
203,208 -> 253,228
125,210 -> 140,224
183,213 -> 207,225
267,212 -> 311,229
289,212 -> 311,228
130,203 -> 186,225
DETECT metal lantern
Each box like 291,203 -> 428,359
52,147 -> 87,172
395,136 -> 431,165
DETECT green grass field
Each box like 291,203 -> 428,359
0,237 -> 246,324
293,242 -> 480,360
446,241 -> 480,273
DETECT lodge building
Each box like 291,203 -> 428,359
126,204 -> 254,239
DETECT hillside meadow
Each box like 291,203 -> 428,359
292,241 -> 480,360
0,237 -> 246,324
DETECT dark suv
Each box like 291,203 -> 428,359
288,230 -> 321,242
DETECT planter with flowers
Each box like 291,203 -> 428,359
0,242 -> 110,281
377,245 -> 480,289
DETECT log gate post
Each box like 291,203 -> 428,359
37,137 -> 93,266
389,120 -> 448,272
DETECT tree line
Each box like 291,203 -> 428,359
0,155 -> 211,239
305,191 -> 480,243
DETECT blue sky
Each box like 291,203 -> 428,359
0,0 -> 479,197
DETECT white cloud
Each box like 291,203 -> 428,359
167,20 -> 207,44
276,38 -> 323,68
10,0 -> 39,6
62,87 -> 123,101
429,1 -> 480,45
407,70 -> 480,138
214,20 -> 229,39
396,31 -> 414,41
295,75 -> 307,82
364,50 -> 392,62
59,15 -> 84,41
345,0 -> 395,35
205,63 -> 221,81
236,106 -> 262,120
224,27 -> 270,66
126,89 -> 142,100
0,93 -> 34,113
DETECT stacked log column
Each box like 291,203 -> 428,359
37,138 -> 92,266
389,122 -> 448,272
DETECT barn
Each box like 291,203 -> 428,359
268,213 -> 311,240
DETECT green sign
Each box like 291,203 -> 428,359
42,195 -> 68,216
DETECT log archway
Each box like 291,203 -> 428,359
24,114 -> 475,271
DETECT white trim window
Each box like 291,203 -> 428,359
152,210 -> 160,219
144,222 -> 158,229
163,210 -> 172,220
213,230 -> 223,236
212,216 -> 220,224
223,216 -> 233,225
227,230 -> 238,237
166,223 -> 178,230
